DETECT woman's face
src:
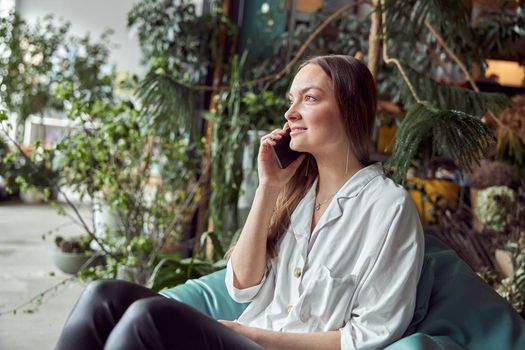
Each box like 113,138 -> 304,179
285,64 -> 349,155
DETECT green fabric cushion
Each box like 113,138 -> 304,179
161,235 -> 525,349
160,268 -> 248,321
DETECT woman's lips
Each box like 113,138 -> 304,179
290,128 -> 307,136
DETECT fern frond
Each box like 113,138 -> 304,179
398,65 -> 512,116
385,103 -> 496,183
384,0 -> 481,66
136,73 -> 198,133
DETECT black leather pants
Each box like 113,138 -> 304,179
55,279 -> 263,350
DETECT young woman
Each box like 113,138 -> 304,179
55,55 -> 424,350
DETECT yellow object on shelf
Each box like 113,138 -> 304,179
377,126 -> 397,154
485,59 -> 525,87
408,177 -> 460,223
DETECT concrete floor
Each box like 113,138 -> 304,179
0,202 -> 91,350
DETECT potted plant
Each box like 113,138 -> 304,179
469,159 -> 519,232
53,234 -> 99,275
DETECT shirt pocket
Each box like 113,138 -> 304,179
298,265 -> 357,330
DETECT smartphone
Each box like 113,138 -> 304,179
272,128 -> 303,169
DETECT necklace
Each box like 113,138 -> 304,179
314,193 -> 336,211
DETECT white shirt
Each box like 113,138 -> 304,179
225,162 -> 425,350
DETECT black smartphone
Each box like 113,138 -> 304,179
272,128 -> 303,169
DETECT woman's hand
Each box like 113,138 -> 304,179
258,127 -> 305,191
218,320 -> 262,344
218,320 -> 341,350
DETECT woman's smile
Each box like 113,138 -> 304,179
290,127 -> 307,136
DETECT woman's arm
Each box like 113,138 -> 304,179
229,128 -> 305,289
219,321 -> 341,350
229,185 -> 280,288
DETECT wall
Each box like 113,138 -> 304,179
16,0 -> 143,74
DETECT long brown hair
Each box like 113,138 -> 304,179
265,55 -> 377,259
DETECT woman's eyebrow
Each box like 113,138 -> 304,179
288,86 -> 324,97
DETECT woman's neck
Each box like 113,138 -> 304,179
315,156 -> 364,199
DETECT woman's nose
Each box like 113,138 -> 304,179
284,104 -> 300,121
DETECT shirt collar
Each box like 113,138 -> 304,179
289,162 -> 384,238
333,162 -> 384,200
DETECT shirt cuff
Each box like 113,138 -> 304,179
225,258 -> 266,303
339,327 -> 357,350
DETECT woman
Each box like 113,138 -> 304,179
55,55 -> 424,350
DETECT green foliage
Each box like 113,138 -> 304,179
1,143 -> 58,197
497,129 -> 525,168
383,0 -> 523,72
385,103 -> 496,183
55,234 -> 94,254
0,11 -> 114,130
129,0 -> 235,137
147,230 -> 227,291
495,230 -> 525,316
147,255 -> 226,292
128,0 -> 218,81
399,65 -> 513,116
208,56 -> 247,235
471,1 -> 525,60
137,69 -> 198,133
2,79 -> 206,285
241,90 -> 288,130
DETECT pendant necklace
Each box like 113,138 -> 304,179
314,193 -> 336,211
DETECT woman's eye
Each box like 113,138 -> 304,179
305,95 -> 316,102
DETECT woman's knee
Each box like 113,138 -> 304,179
125,297 -> 175,320
123,297 -> 201,328
83,279 -> 128,301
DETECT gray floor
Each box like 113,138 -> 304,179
0,202 -> 91,350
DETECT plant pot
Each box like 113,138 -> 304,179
92,198 -> 121,249
19,188 -> 45,203
53,250 -> 96,275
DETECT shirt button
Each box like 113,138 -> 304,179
293,267 -> 302,278
286,304 -> 293,314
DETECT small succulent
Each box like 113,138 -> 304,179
475,186 -> 516,233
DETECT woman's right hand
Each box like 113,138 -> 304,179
258,127 -> 306,191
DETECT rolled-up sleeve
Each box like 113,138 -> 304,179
225,258 -> 269,303
340,197 -> 425,349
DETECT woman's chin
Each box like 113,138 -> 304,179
289,142 -> 304,153
290,143 -> 311,154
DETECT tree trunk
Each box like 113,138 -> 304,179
367,0 -> 381,81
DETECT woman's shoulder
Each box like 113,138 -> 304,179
361,166 -> 410,205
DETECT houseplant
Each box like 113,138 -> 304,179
0,10 -> 114,141
53,234 -> 99,275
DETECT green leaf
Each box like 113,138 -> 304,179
399,65 -> 512,116
385,103 -> 496,183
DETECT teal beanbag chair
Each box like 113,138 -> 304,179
161,235 -> 525,349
